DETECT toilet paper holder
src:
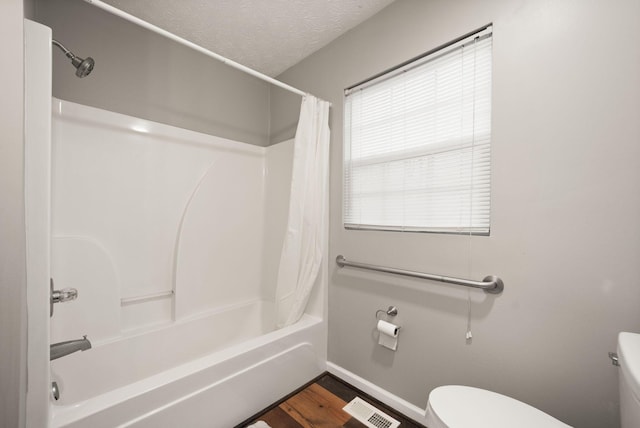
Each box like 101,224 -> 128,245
376,306 -> 398,319
376,314 -> 401,351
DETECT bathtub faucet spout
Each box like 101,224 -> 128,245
50,335 -> 92,361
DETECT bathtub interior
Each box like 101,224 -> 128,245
48,98 -> 325,414
51,314 -> 325,428
50,299 -> 277,406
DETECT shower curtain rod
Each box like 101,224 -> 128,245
83,0 -> 326,103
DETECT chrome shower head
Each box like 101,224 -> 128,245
52,39 -> 95,78
70,55 -> 95,78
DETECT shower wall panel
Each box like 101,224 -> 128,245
50,98 -> 283,339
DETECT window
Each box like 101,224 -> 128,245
343,26 -> 492,235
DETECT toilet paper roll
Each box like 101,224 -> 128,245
377,320 -> 400,351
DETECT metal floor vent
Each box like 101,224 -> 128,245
343,397 -> 400,428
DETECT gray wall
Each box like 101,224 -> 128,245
35,0 -> 272,147
272,1 -> 640,427
0,1 -> 27,427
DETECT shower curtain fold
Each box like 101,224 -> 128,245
275,95 -> 330,328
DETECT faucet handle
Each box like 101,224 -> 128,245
52,288 -> 78,303
50,278 -> 78,317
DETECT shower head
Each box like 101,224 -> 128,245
70,55 -> 95,78
52,39 -> 95,78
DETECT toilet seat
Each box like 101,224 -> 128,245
426,385 -> 571,428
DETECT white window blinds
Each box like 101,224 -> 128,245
343,27 -> 492,234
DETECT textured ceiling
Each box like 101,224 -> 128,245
102,0 -> 395,77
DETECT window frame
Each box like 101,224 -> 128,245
342,25 -> 493,236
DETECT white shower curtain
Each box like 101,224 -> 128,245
275,95 -> 330,328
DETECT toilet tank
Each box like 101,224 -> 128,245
618,332 -> 640,428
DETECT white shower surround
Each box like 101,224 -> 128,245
50,97 -> 295,336
44,98 -> 327,426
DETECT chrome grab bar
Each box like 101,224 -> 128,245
336,255 -> 504,294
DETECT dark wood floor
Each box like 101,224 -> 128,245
236,373 -> 426,428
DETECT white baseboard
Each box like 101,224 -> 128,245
327,362 -> 429,425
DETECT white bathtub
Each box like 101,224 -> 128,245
50,300 -> 326,427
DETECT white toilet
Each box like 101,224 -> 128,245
425,385 -> 570,428
426,332 -> 640,428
